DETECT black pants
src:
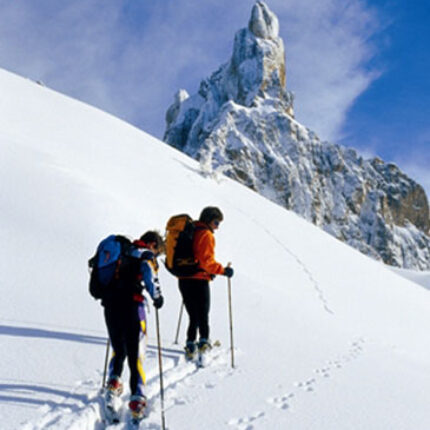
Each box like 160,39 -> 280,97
179,278 -> 210,343
104,300 -> 147,397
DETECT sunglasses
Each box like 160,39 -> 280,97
213,219 -> 222,227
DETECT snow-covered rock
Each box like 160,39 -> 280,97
163,1 -> 430,270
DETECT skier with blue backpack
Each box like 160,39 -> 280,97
89,231 -> 164,423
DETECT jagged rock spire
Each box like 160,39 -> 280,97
249,1 -> 279,39
164,2 -> 293,151
229,1 -> 288,106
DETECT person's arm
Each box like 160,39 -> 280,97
195,230 -> 225,275
140,260 -> 161,300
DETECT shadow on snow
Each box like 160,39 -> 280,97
0,383 -> 88,408
0,324 -> 107,345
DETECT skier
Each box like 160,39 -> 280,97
178,206 -> 234,363
102,231 -> 164,421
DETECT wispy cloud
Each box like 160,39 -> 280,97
272,0 -> 382,140
0,1 -> 125,116
0,0 -> 382,142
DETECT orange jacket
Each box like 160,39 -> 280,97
186,222 -> 225,280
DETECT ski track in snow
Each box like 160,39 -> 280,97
254,219 -> 334,315
227,338 -> 365,429
23,342 -> 231,429
225,197 -> 334,315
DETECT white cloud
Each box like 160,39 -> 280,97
272,0 -> 382,140
0,0 -> 382,142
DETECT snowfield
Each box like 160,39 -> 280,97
1,68 -> 430,430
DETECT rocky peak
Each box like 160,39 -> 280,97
164,2 -> 293,154
248,1 -> 280,39
228,1 -> 289,108
163,2 -> 430,270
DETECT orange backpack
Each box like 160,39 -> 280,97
165,214 -> 201,277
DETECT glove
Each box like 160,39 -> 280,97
223,267 -> 234,278
153,295 -> 164,309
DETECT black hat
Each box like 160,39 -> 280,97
199,206 -> 224,224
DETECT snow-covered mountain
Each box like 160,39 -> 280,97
1,66 -> 430,430
164,1 -> 430,270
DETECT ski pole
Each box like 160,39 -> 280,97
155,308 -> 166,430
102,338 -> 110,389
227,264 -> 235,369
174,302 -> 184,344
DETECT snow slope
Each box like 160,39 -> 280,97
1,68 -> 430,430
390,268 -> 430,291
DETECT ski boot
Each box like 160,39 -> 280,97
184,341 -> 197,362
197,338 -> 212,367
104,376 -> 123,424
106,376 -> 124,398
129,394 -> 147,424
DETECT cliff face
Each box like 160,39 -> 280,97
163,1 -> 430,270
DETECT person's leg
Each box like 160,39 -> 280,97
125,302 -> 147,398
195,280 -> 210,343
104,305 -> 126,382
179,279 -> 200,343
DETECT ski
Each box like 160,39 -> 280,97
128,417 -> 144,428
197,339 -> 221,368
128,410 -> 147,428
102,390 -> 122,425
102,399 -> 121,425
104,405 -> 120,425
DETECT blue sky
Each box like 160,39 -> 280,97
0,0 -> 428,194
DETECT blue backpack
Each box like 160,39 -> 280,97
88,235 -> 133,299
